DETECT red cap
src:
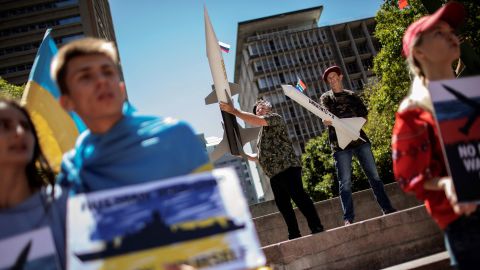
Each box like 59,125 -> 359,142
322,65 -> 342,82
402,1 -> 465,57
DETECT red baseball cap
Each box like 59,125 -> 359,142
322,65 -> 342,82
402,1 -> 466,57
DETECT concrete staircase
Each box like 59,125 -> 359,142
250,183 -> 450,269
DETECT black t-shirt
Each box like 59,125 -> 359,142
320,90 -> 370,152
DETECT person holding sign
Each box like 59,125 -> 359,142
220,98 -> 324,240
392,2 -> 480,268
0,98 -> 67,269
51,38 -> 211,194
320,66 -> 396,225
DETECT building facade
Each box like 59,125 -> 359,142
0,0 -> 118,85
205,137 -> 259,205
234,6 -> 380,199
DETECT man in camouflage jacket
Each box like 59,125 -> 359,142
320,66 -> 396,225
220,99 -> 323,240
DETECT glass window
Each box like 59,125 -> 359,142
61,33 -> 84,43
59,16 -> 81,25
55,0 -> 79,8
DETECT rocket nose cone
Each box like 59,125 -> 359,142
204,5 -> 217,57
204,5 -> 211,26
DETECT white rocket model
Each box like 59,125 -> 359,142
282,85 -> 366,149
204,7 -> 259,161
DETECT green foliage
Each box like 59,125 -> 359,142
460,1 -> 480,56
301,132 -> 337,201
0,77 -> 24,100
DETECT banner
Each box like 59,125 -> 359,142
67,168 -> 265,269
429,76 -> 480,203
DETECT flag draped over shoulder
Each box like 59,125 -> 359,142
21,29 -> 86,172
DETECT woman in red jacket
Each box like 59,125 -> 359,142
392,2 -> 479,269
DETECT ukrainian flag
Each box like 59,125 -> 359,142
21,29 -> 86,172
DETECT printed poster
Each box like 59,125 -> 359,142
429,76 -> 480,203
0,227 -> 61,270
67,168 -> 265,270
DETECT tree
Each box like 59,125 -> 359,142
301,132 -> 337,201
0,77 -> 24,100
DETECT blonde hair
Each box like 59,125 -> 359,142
399,33 -> 434,112
51,38 -> 119,95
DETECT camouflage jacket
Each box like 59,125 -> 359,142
257,113 -> 301,178
320,90 -> 370,152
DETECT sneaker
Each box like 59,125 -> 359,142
344,220 -> 352,226
311,225 -> 324,234
288,233 -> 301,240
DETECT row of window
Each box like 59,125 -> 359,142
0,34 -> 84,76
0,63 -> 32,76
0,33 -> 84,57
247,28 -> 329,57
0,15 -> 81,37
0,41 -> 40,56
257,64 -> 331,91
334,24 -> 368,42
253,46 -> 334,74
0,0 -> 78,19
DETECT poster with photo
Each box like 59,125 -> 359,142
0,227 -> 61,270
67,168 -> 265,270
429,76 -> 480,203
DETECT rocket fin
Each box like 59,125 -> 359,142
341,117 -> 366,132
335,126 -> 355,150
205,86 -> 218,105
209,132 -> 229,161
205,82 -> 241,105
229,82 -> 240,96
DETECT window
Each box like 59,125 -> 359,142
269,40 -> 275,51
248,44 -> 258,57
257,78 -> 267,89
60,33 -> 84,44
59,16 -> 81,25
290,106 -> 296,118
294,124 -> 301,136
357,42 -> 369,54
55,0 -> 79,8
346,62 -> 360,74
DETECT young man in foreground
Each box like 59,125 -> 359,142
52,38 -> 211,194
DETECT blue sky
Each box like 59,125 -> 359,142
108,0 -> 383,139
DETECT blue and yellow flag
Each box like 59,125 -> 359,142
21,29 -> 86,172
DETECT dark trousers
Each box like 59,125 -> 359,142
270,166 -> 323,239
444,209 -> 480,270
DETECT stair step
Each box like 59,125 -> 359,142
250,182 -> 406,218
381,251 -> 451,270
262,205 -> 445,270
254,183 -> 420,246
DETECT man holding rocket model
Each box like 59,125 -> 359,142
220,99 -> 324,240
320,65 -> 396,225
206,7 -> 322,240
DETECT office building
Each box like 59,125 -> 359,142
0,0 -> 118,85
205,137 -> 259,205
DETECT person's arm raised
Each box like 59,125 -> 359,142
219,102 -> 268,127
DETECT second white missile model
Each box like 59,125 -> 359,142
281,85 -> 366,149
204,7 -> 259,161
